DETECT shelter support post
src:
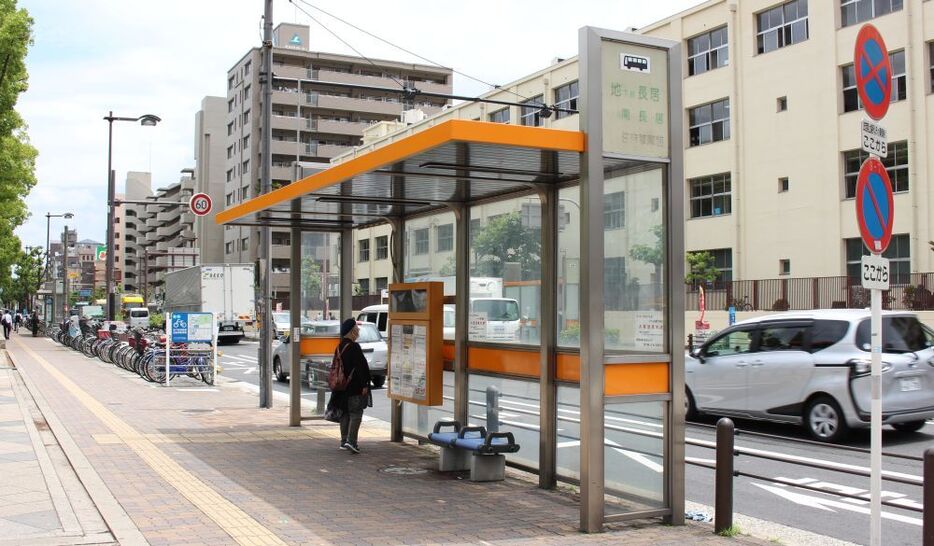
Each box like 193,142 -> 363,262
453,205 -> 469,426
340,228 -> 353,322
289,199 -> 302,426
389,217 -> 405,442
536,182 -> 557,489
579,26 -> 606,533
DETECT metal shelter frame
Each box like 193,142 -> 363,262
217,27 -> 683,533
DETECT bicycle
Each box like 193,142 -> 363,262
730,296 -> 753,312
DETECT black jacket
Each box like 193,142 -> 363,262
338,337 -> 371,396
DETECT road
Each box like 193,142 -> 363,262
219,341 -> 927,545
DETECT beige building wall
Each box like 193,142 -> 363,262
342,0 -> 934,288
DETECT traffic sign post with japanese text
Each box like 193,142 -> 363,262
854,22 -> 891,546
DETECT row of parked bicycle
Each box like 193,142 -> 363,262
44,320 -> 215,385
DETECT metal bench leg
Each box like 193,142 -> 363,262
439,447 -> 470,472
470,454 -> 505,482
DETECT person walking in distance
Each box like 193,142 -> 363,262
1,310 -> 11,340
13,311 -> 21,333
330,318 -> 372,454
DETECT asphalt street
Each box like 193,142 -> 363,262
219,341 -> 928,545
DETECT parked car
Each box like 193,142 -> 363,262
686,309 -> 934,442
271,312 -> 313,339
356,303 -> 459,341
127,307 -> 150,329
272,321 -> 387,388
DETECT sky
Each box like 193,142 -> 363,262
16,0 -> 704,249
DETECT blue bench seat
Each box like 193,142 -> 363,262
427,421 -> 520,481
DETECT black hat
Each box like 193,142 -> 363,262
340,318 -> 357,337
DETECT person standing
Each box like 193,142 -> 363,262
30,310 -> 39,337
328,318 -> 372,454
1,310 -> 11,340
13,311 -> 21,333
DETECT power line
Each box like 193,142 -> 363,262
287,0 -> 407,90
288,0 -> 532,102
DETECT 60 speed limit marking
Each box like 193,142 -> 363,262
189,193 -> 212,217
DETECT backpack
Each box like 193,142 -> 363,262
328,343 -> 354,391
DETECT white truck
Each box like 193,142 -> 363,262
163,264 -> 255,344
404,275 -> 521,341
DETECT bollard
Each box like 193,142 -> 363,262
486,385 -> 500,433
313,365 -> 326,415
715,417 -> 735,535
687,333 -> 694,353
925,447 -> 934,545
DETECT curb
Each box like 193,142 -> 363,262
8,347 -> 150,546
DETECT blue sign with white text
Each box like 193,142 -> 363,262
171,312 -> 189,343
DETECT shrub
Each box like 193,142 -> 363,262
771,298 -> 790,311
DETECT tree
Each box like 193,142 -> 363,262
301,256 -> 322,301
685,251 -> 721,286
472,212 -> 541,280
10,246 -> 41,308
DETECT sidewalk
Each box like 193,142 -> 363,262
5,333 -> 771,545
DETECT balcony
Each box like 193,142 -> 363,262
311,69 -> 450,95
270,139 -> 300,156
271,245 -> 291,259
271,115 -> 303,132
180,177 -> 195,192
180,212 -> 195,225
305,93 -> 403,116
156,208 -> 181,224
271,64 -> 309,81
272,89 -> 304,107
310,119 -> 371,136
303,143 -> 353,159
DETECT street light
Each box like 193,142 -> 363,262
104,112 -> 160,321
44,212 -> 74,321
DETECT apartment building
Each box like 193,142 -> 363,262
122,171 -> 151,293
193,96 -> 227,264
222,22 -> 453,306
347,0 -> 934,295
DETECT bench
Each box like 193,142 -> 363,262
427,421 -> 519,482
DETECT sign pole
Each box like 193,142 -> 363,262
870,286 -> 882,546
165,312 -> 170,387
212,314 -> 218,382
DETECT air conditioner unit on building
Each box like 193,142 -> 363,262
401,109 -> 427,125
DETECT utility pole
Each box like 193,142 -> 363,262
61,226 -> 69,324
258,0 -> 274,409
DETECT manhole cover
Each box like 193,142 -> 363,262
380,466 -> 428,476
180,409 -> 216,414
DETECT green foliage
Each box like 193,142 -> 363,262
301,257 -> 322,300
717,524 -> 742,537
438,255 -> 456,277
472,212 -> 541,280
9,245 -> 41,306
629,224 -> 665,267
0,2 -> 37,304
150,313 -> 165,329
685,251 -> 721,285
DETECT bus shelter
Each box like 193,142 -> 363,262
217,27 -> 684,532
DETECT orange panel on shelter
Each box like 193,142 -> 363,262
556,353 -> 581,382
604,363 -> 670,396
299,337 -> 339,357
442,341 -> 455,362
467,346 -> 539,378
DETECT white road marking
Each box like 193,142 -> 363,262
243,367 -> 257,375
776,477 -> 923,510
753,482 -> 922,526
227,354 -> 257,362
556,440 -> 580,449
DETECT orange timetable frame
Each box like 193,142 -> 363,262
386,282 -> 443,405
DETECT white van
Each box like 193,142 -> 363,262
127,308 -> 150,329
358,301 -> 515,341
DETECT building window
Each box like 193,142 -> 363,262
242,110 -> 250,126
841,0 -> 903,28
243,85 -> 251,101
358,278 -> 370,295
227,145 -> 233,159
228,76 -> 234,90
413,228 -> 429,255
242,185 -> 249,199
241,238 -> 249,251
779,177 -> 790,192
756,0 -> 809,55
842,50 -> 906,112
375,277 -> 388,292
692,248 -> 733,283
436,224 -> 453,252
225,241 -> 233,254
603,191 -> 625,230
228,99 -> 234,113
689,173 -> 731,218
243,60 -> 251,76
687,26 -> 729,76
242,135 -> 250,149
553,81 -> 579,118
375,236 -> 388,260
359,239 -> 370,262
777,96 -> 788,112
779,259 -> 791,276
604,257 -> 627,310
242,159 -> 250,173
489,108 -> 510,124
225,193 -> 234,206
843,140 -> 908,197
227,122 -> 234,136
689,98 -> 730,146
520,95 -> 545,127
846,234 -> 909,283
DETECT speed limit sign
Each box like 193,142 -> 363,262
189,193 -> 212,217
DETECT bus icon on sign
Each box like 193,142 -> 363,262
621,53 -> 650,73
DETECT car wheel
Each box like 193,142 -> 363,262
371,375 -> 385,389
892,420 -> 927,433
805,396 -> 848,442
273,357 -> 288,382
685,388 -> 698,421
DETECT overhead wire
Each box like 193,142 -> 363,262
288,0 -> 536,104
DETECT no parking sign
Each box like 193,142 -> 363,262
854,24 -> 891,121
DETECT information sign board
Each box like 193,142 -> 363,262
170,312 -> 214,343
861,255 -> 890,290
861,119 -> 887,158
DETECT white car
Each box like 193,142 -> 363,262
271,312 -> 312,338
686,309 -> 934,442
272,321 -> 387,388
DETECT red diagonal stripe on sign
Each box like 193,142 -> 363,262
859,48 -> 888,94
865,172 -> 887,238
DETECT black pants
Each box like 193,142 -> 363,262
339,394 -> 367,447
3,324 -> 10,339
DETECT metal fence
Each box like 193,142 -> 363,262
686,272 -> 934,312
